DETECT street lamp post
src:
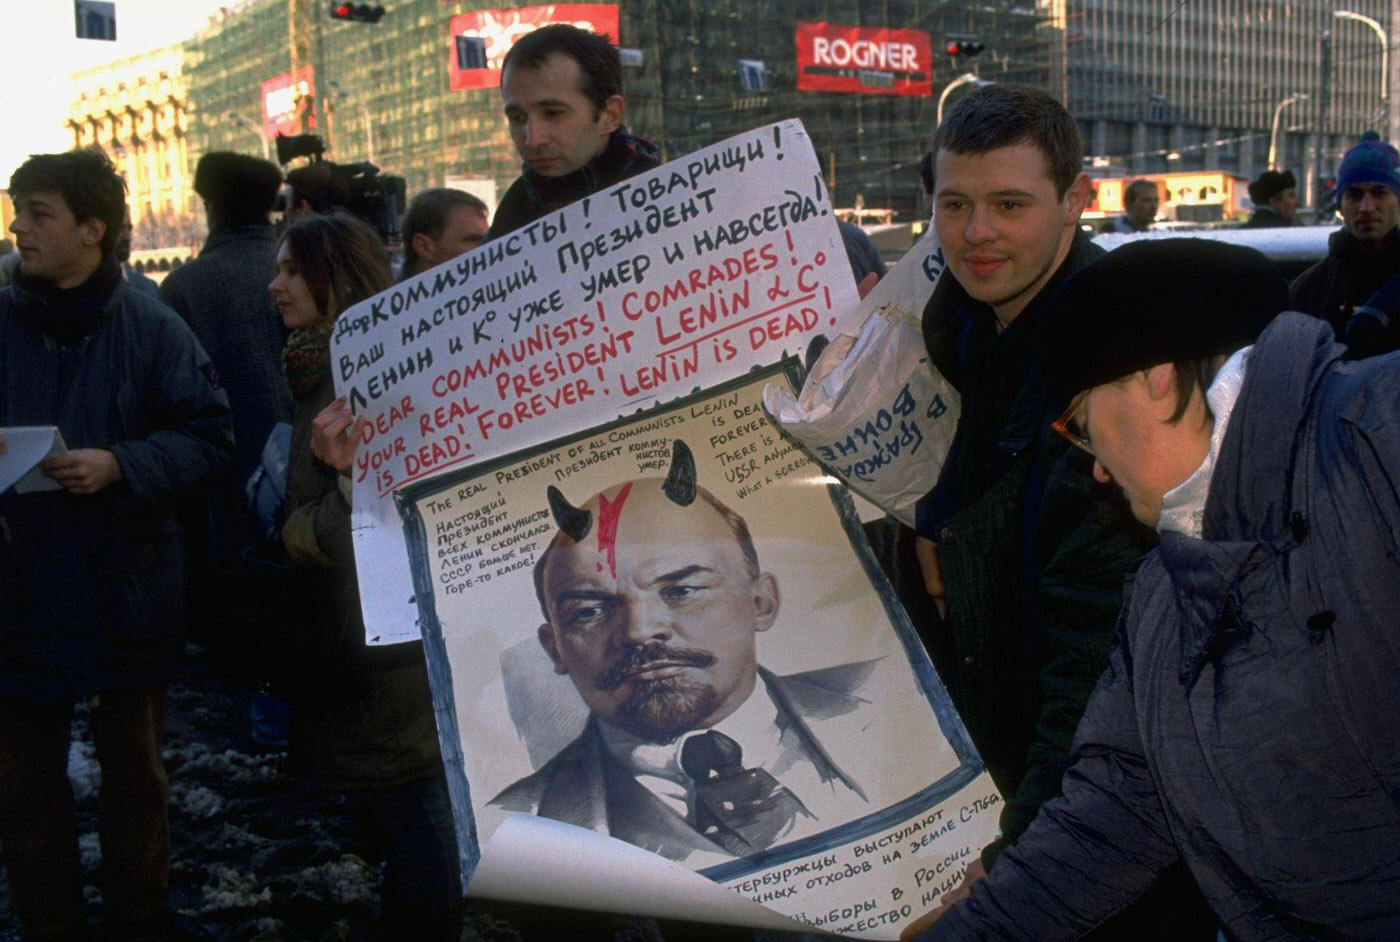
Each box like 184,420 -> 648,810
225,110 -> 270,162
1269,94 -> 1309,170
938,73 -> 991,125
327,79 -> 374,165
1334,10 -> 1387,134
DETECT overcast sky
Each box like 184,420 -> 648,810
1,0 -> 235,181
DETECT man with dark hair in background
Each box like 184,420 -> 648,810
0,149 -> 231,941
1103,178 -> 1158,233
115,211 -> 160,299
913,84 -> 1213,939
284,162 -> 352,220
0,237 -> 18,287
487,23 -> 660,238
1242,169 -> 1299,228
919,150 -> 936,212
160,151 -> 294,682
400,187 -> 489,279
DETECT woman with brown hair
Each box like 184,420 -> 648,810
269,212 -> 463,940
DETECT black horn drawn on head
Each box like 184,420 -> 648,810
547,485 -> 592,542
662,439 -> 697,507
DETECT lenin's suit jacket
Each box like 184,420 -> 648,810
490,660 -> 884,862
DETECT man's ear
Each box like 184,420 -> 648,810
1064,172 -> 1093,221
538,623 -> 568,675
411,231 -> 435,264
597,94 -> 624,136
79,218 -> 106,249
751,573 -> 780,633
1144,362 -> 1177,401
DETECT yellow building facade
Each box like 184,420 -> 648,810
67,44 -> 199,252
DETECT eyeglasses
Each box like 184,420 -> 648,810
1051,389 -> 1093,456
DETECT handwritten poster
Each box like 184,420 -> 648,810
395,367 -> 1001,938
333,121 -> 861,644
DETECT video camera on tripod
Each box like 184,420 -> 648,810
274,132 -> 405,243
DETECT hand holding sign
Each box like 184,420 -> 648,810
311,397 -> 365,476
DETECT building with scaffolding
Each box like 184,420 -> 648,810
180,0 -> 1047,229
75,0 -> 1397,241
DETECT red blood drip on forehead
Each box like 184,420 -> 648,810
594,482 -> 634,579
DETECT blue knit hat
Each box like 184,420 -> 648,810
1335,139 -> 1400,205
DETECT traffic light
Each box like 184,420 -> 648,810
329,3 -> 385,23
75,0 -> 117,41
945,39 -> 986,58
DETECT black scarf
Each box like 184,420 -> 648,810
12,254 -> 124,347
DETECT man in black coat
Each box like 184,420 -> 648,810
487,24 -> 659,239
0,150 -> 231,941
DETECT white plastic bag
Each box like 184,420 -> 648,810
764,227 -> 959,525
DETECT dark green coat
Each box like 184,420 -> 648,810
917,231 -> 1154,863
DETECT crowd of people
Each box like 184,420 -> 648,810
2,20 -> 1397,942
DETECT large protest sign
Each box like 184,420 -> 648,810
395,366 -> 1001,938
333,121 -> 860,644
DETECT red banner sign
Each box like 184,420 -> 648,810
261,65 -> 316,139
448,4 -> 619,92
795,21 -> 932,97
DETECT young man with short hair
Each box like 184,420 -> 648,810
487,23 -> 659,238
400,187 -> 489,278
1,149 -> 231,941
907,237 -> 1400,942
914,84 -> 1213,939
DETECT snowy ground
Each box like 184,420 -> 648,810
0,649 -> 824,942
0,648 -> 413,940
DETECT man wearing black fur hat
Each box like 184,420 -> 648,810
905,238 -> 1400,942
492,444 -> 887,863
160,152 -> 293,675
1241,168 -> 1298,228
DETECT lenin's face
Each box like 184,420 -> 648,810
536,481 -> 779,743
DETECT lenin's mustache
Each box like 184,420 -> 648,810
595,641 -> 717,691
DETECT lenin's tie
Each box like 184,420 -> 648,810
680,729 -> 809,855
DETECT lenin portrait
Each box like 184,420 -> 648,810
491,441 -> 894,864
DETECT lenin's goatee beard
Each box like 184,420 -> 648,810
596,641 -> 721,743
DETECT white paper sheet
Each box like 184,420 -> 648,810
0,426 -> 66,494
